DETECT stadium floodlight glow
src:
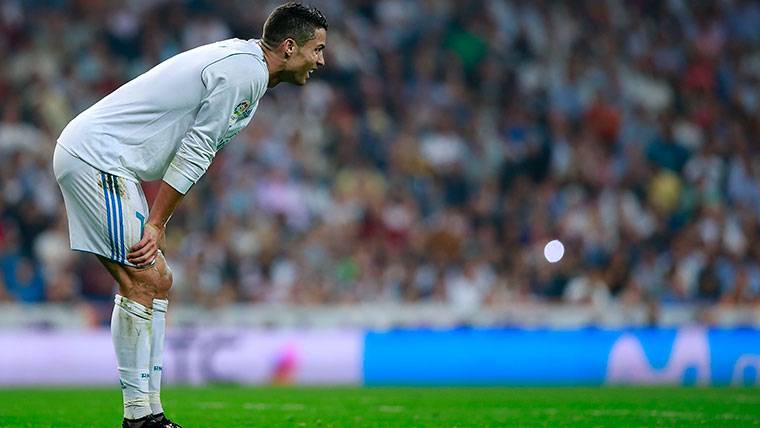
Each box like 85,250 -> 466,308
543,240 -> 565,263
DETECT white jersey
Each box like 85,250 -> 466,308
58,38 -> 269,194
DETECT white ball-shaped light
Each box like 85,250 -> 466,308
543,239 -> 565,263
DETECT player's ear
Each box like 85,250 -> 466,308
282,38 -> 297,59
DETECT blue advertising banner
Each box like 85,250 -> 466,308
2,327 -> 758,386
363,328 -> 760,386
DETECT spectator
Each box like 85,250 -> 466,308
0,0 -> 757,322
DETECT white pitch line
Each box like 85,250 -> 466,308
197,401 -> 228,409
281,403 -> 306,411
242,402 -> 306,411
581,408 -> 760,422
242,403 -> 272,410
715,412 -> 760,421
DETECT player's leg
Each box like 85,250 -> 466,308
98,254 -> 178,427
97,250 -> 172,308
98,251 -> 176,424
53,146 -> 179,427
93,180 -> 180,427
105,258 -> 155,423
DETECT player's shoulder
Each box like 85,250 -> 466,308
201,39 -> 267,79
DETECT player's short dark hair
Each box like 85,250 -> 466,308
262,3 -> 328,48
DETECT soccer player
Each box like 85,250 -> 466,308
52,3 -> 327,427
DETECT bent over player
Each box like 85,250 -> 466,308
53,3 -> 327,427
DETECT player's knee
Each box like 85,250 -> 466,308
123,252 -> 173,300
153,251 -> 173,296
157,262 -> 173,295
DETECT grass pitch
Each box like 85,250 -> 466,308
0,386 -> 758,427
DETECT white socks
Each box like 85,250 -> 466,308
111,295 -> 152,420
112,295 -> 171,419
149,298 -> 168,415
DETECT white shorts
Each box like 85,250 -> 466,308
53,145 -> 148,267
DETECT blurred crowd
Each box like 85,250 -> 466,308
1,0 -> 760,323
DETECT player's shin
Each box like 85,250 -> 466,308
149,298 -> 168,415
111,295 -> 153,420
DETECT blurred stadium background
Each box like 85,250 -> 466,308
1,0 -> 760,405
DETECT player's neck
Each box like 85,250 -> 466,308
258,40 -> 284,88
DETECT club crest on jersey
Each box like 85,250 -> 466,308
229,100 -> 253,125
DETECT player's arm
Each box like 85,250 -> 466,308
127,55 -> 261,267
162,54 -> 263,195
127,182 -> 183,266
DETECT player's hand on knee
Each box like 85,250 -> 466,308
128,223 -> 163,267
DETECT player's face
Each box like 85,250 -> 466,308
287,28 -> 326,85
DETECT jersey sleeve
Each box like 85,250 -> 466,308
162,54 -> 266,194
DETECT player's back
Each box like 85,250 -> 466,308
58,38 -> 266,183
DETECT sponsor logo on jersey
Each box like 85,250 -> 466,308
229,100 -> 253,125
220,99 -> 255,149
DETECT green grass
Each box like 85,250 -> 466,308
0,386 -> 758,427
